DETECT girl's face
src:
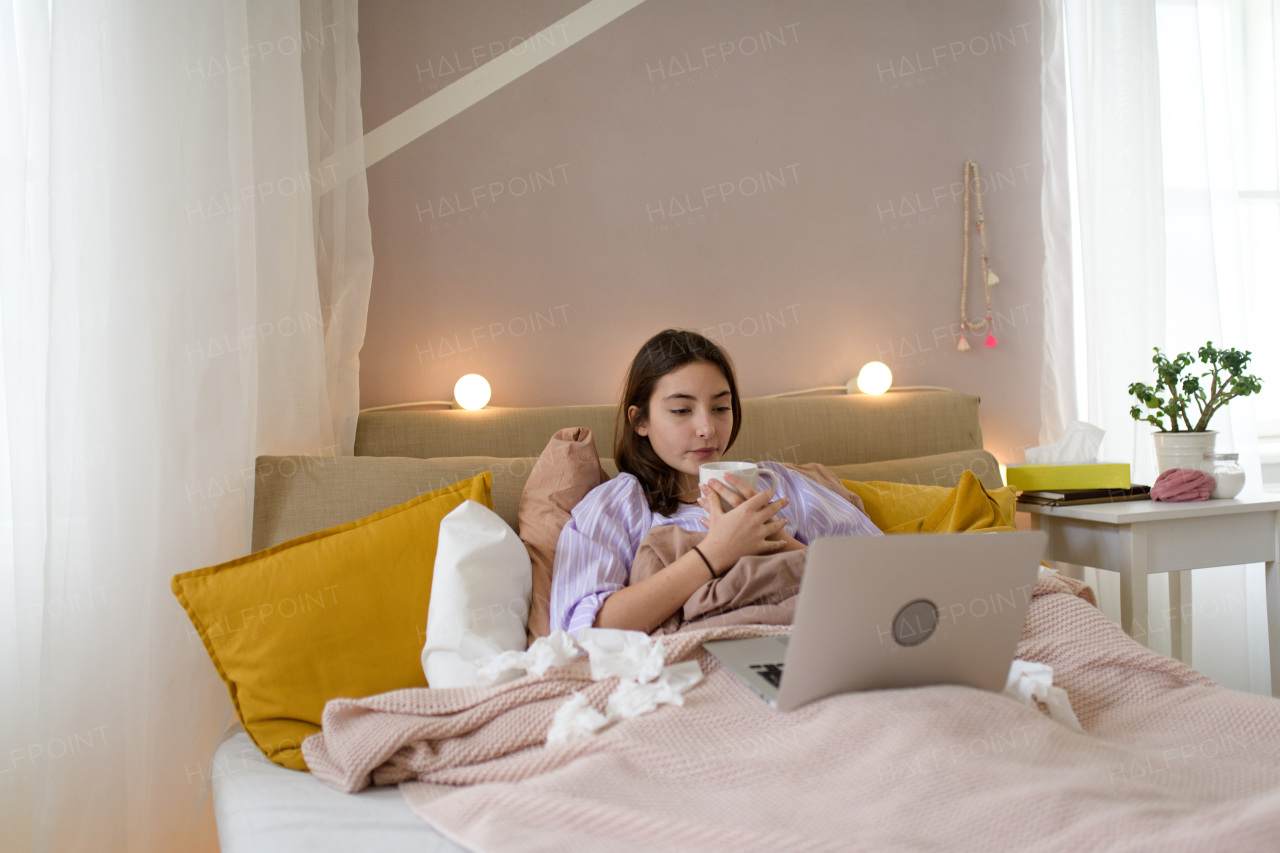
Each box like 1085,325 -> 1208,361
629,361 -> 734,500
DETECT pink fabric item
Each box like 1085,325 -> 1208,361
517,427 -> 608,643
1151,468 -> 1215,502
630,525 -> 804,635
303,574 -> 1280,850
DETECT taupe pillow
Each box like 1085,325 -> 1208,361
517,428 -> 609,643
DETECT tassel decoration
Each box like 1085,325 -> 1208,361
959,161 -> 1001,353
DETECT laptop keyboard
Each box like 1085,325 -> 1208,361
749,662 -> 785,688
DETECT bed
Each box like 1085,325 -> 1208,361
194,391 -> 1280,852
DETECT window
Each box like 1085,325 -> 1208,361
1228,0 -> 1280,483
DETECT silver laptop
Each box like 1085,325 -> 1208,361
702,531 -> 1047,711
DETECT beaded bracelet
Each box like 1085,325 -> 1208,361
692,545 -> 718,580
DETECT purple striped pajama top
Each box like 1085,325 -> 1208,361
549,461 -> 882,635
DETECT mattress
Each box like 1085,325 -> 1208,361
212,728 -> 467,853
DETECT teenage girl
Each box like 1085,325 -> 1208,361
549,329 -> 881,635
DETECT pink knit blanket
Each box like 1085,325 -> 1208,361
303,575 -> 1280,851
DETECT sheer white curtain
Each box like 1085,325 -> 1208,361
0,1 -> 371,850
1039,0 -> 1078,445
1051,0 -> 1268,692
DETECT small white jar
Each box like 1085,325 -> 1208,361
1201,452 -> 1245,499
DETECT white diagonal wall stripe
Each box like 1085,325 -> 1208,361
363,0 -> 649,168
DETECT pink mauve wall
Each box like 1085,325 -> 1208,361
357,0 -> 1051,464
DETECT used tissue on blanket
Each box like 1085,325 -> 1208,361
546,693 -> 610,743
1003,659 -> 1084,733
475,630 -> 582,686
605,662 -> 703,720
511,629 -> 706,746
577,628 -> 667,682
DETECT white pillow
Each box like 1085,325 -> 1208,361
422,500 -> 532,688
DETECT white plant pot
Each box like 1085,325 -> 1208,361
1151,430 -> 1217,473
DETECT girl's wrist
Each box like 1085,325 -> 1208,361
697,540 -> 733,575
691,545 -> 718,579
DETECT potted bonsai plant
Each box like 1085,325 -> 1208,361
1128,343 -> 1264,472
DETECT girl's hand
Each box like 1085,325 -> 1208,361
702,472 -> 755,511
696,477 -> 789,571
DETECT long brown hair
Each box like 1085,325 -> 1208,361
615,329 -> 742,515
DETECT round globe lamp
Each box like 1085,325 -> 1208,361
453,374 -> 491,410
856,362 -> 893,395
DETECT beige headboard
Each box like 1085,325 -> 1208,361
252,391 -> 1001,551
354,392 -> 986,465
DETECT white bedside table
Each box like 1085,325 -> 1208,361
1017,494 -> 1280,697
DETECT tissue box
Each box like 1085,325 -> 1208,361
1005,463 -> 1131,491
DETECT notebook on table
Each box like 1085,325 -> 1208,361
1016,486 -> 1151,506
702,531 -> 1047,712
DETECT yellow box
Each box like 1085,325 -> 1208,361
1004,463 -> 1131,491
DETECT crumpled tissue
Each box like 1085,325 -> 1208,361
577,628 -> 667,682
532,628 -> 704,746
1003,659 -> 1084,733
474,630 -> 582,686
605,661 -> 704,720
547,693 -> 609,744
1024,420 -> 1105,464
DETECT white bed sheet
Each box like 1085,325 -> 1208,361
211,728 -> 467,853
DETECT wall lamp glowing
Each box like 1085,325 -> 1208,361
453,374 -> 492,410
854,361 -> 893,395
357,374 -> 493,413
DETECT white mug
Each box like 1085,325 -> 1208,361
699,461 -> 778,502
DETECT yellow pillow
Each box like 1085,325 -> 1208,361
171,472 -> 492,771
841,470 -> 1016,534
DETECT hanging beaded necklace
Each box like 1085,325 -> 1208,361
958,159 -> 999,351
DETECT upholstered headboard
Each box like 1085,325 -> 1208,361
353,392 -> 986,464
252,391 -> 1000,552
